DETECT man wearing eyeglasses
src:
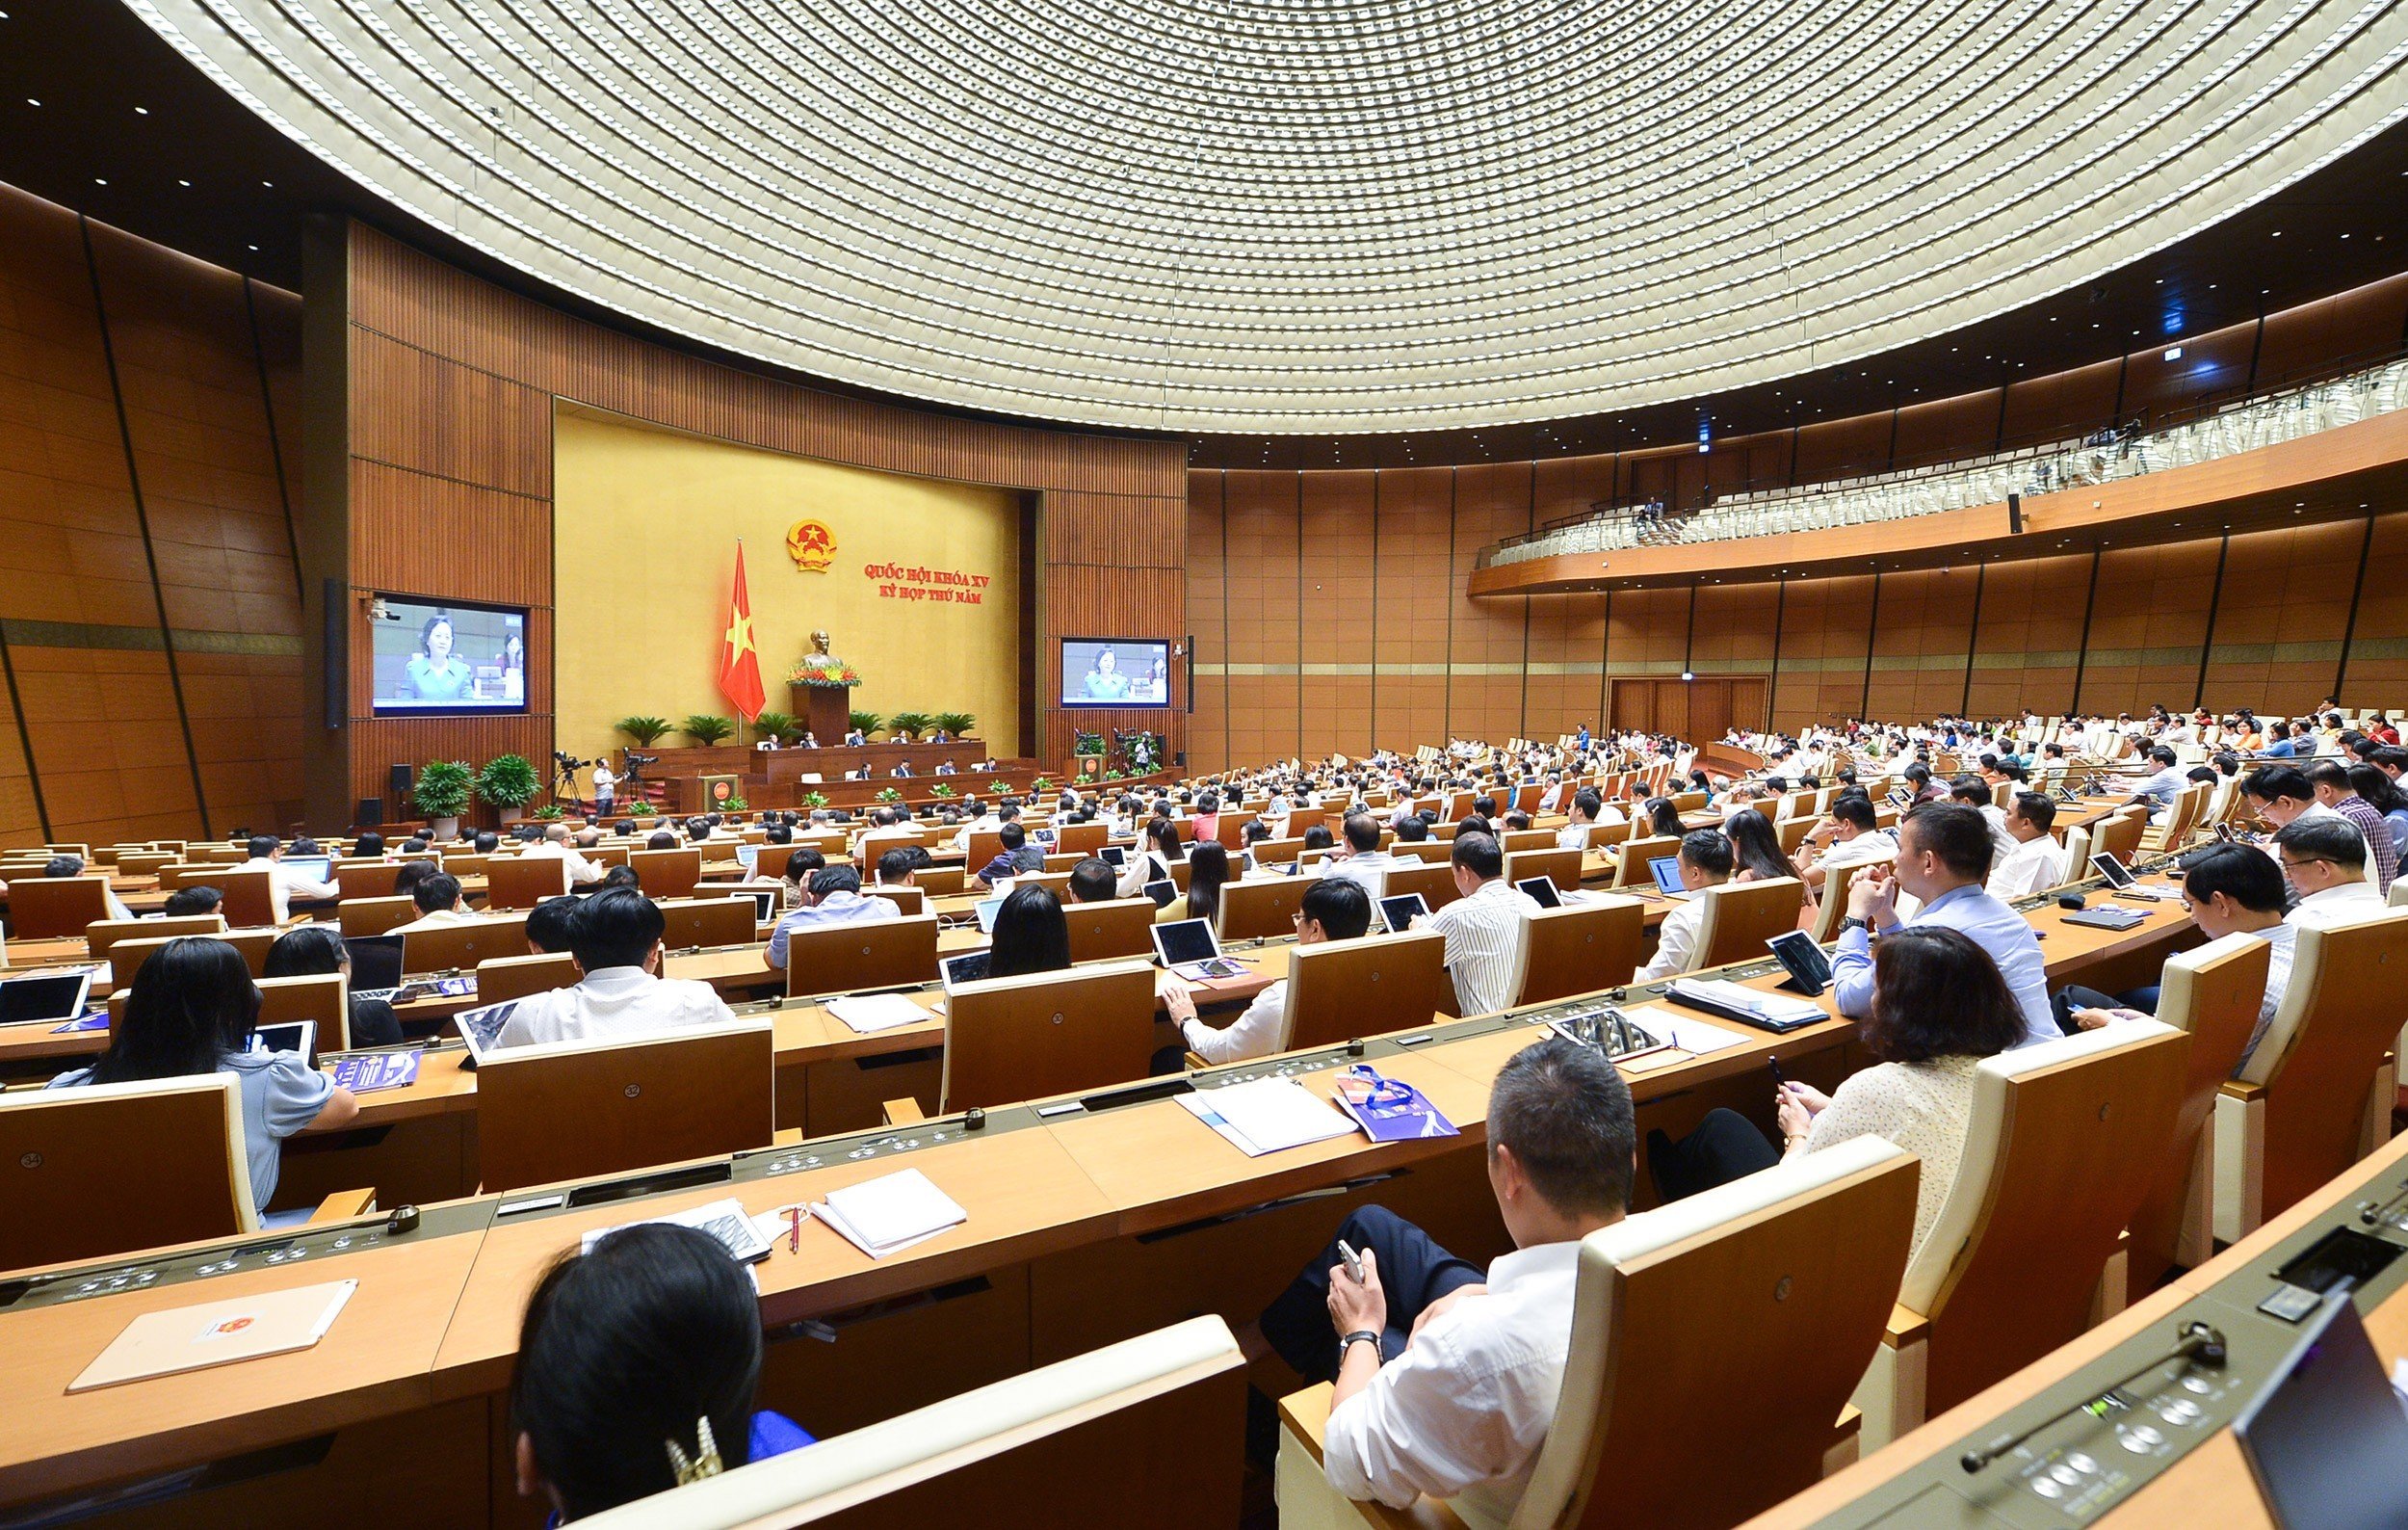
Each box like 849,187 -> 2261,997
2272,816 -> 2383,916
1161,877 -> 1371,1064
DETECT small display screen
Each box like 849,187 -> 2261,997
0,971 -> 92,1025
1649,857 -> 1685,895
1153,918 -> 1219,966
370,596 -> 529,715
1378,893 -> 1428,934
1516,877 -> 1562,910
1060,638 -> 1171,707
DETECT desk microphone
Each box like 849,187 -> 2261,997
1958,1322 -> 2226,1473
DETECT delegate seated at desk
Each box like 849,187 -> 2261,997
763,865 -> 898,970
1255,1039 -> 1635,1521
1164,877 -> 1372,1064
496,888 -> 736,1047
47,938 -> 357,1214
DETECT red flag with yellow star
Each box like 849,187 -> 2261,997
718,543 -> 766,721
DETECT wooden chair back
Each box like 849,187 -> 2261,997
863,884 -> 928,916
86,914 -> 224,968
940,960 -> 1157,1110
659,898 -> 755,950
334,860 -> 403,900
1521,1139 -> 1920,1530
964,831 -> 1008,873
2239,907 -> 2408,1219
0,1076 -> 255,1272
1514,900 -> 1646,1007
403,914 -> 530,975
1500,830 -> 1555,856
1283,931 -> 1450,1051
10,877 -> 110,939
477,952 -> 582,1006
477,1019 -> 775,1193
1775,815 -> 1815,855
1504,848 -> 1584,895
2089,808 -> 2145,866
485,855 -> 571,910
1249,836 -> 1305,867
1899,1021 -> 2187,1419
1808,857 -> 1884,943
439,853 -> 491,881
1691,878 -> 1805,970
1217,876 -> 1308,942
574,1318 -> 1244,1530
107,929 -> 276,989
339,894 -> 419,937
629,847 -> 704,900
1381,860 -> 1460,912
1061,898 -> 1158,963
256,972 -> 351,1050
783,913 -> 941,998
1610,836 -> 1680,890
1054,823 -> 1110,857
1213,810 -> 1257,850
215,869 -> 279,930
114,851 -> 176,878
914,865 -> 967,898
2127,933 -> 2269,1288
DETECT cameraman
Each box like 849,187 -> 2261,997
590,756 -> 615,819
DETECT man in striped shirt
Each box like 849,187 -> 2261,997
1419,832 -> 1543,1016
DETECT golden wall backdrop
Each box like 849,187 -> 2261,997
554,405 -> 1024,758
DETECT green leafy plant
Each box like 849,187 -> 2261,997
532,804 -> 564,820
929,782 -> 956,799
616,715 -> 670,748
1072,731 -> 1104,757
850,710 -> 882,736
1031,776 -> 1051,794
1103,768 -> 1127,780
723,796 -> 749,811
750,709 -> 797,746
679,714 -> 736,747
885,710 -> 932,741
800,790 -> 829,809
875,786 -> 904,804
410,760 -> 474,821
474,753 -> 542,810
933,711 -> 975,738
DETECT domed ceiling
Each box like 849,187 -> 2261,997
127,0 -> 2408,432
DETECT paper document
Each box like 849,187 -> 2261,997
814,1169 -> 968,1259
826,993 -> 935,1034
1179,1076 -> 1357,1156
1668,979 -> 1824,1025
581,1197 -> 773,1263
1622,1004 -> 1753,1055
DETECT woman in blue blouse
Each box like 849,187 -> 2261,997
511,1224 -> 815,1521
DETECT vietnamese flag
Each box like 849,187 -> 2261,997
718,542 -> 767,721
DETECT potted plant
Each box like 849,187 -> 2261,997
533,804 -> 564,821
680,714 -> 735,747
723,796 -> 749,811
1075,773 -> 1094,784
885,710 -> 931,742
800,790 -> 829,809
1032,776 -> 1051,794
875,785 -> 904,804
617,715 -> 670,749
929,782 -> 956,800
410,759 -> 473,839
850,710 -> 882,738
933,711 -> 976,739
750,709 -> 797,747
474,753 -> 542,819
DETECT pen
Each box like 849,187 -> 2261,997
787,1206 -> 802,1254
1337,1239 -> 1365,1284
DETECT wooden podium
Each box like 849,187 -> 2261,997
796,683 -> 851,747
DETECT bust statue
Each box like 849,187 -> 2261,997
809,628 -> 833,656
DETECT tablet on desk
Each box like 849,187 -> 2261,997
1140,879 -> 1178,909
1099,846 -> 1127,868
2088,851 -> 2137,889
737,887 -> 778,925
1152,918 -> 1245,981
939,950 -> 991,990
453,999 -> 521,1064
1377,893 -> 1429,934
1516,876 -> 1562,910
2236,1287 -> 2408,1530
1649,857 -> 1691,898
252,1020 -> 318,1066
1765,930 -> 1833,996
1,968 -> 92,1027
972,895 -> 1008,933
345,935 -> 405,996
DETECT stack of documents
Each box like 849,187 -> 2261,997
814,1169 -> 968,1258
1666,978 -> 1826,1030
1618,1003 -> 1752,1056
1179,1076 -> 1357,1156
825,993 -> 934,1034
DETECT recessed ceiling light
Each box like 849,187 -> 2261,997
177,178 -> 189,186
134,106 -> 148,115
247,244 -> 259,251
261,180 -> 273,188
24,97 -> 37,106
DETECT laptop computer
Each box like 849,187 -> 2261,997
1516,876 -> 1562,910
1378,892 -> 1429,934
252,1019 -> 318,1066
3,969 -> 94,1027
1151,918 -> 1246,981
280,855 -> 332,886
1649,856 -> 1695,899
2235,1287 -> 2408,1530
345,935 -> 405,1000
734,844 -> 760,876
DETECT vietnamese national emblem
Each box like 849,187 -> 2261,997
785,518 -> 837,573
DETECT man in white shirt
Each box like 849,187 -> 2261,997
1985,792 -> 2067,900
589,760 -> 615,820
1553,787 -> 1624,852
1635,829 -> 1733,981
1420,833 -> 1543,1016
1163,879 -> 1372,1064
764,864 -> 902,970
2119,746 -> 2186,823
523,823 -> 604,884
1794,796 -> 1897,896
388,873 -> 480,935
240,834 -> 339,922
2275,817 -> 2385,917
1255,1039 -> 1635,1523
1319,812 -> 1400,898
496,888 -> 737,1047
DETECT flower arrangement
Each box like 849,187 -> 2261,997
532,805 -> 564,821
875,786 -> 904,804
787,654 -> 862,688
723,796 -> 749,811
929,782 -> 956,799
800,790 -> 829,808
1031,776 -> 1051,794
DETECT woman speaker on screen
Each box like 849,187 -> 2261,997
1079,646 -> 1130,700
404,613 -> 474,701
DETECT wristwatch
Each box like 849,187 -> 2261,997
1838,915 -> 1871,935
1340,1331 -> 1383,1362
